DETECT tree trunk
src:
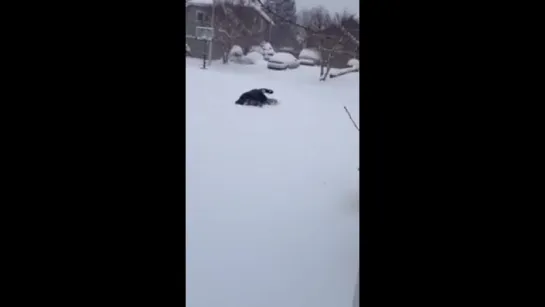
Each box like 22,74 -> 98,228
320,51 -> 334,81
318,40 -> 325,78
222,43 -> 230,64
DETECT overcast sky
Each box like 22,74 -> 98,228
295,0 -> 359,15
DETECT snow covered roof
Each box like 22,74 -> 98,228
186,0 -> 213,5
186,0 -> 275,26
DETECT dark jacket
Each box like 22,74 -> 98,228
235,88 -> 274,105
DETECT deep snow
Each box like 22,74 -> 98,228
186,58 -> 360,307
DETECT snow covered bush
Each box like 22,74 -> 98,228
228,45 -> 254,64
229,45 -> 244,58
347,58 -> 360,69
260,41 -> 275,60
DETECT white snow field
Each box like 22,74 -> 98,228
186,57 -> 360,307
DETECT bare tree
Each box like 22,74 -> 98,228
312,12 -> 360,81
333,11 -> 360,48
301,6 -> 332,31
214,0 -> 268,63
329,65 -> 359,78
319,35 -> 346,80
297,6 -> 332,48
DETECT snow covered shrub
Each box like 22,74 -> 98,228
228,45 -> 254,64
260,41 -> 275,60
347,58 -> 360,69
229,45 -> 244,58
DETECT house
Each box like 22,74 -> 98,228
185,0 -> 275,60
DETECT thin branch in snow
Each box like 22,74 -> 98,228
344,106 -> 360,131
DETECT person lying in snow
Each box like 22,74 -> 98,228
235,88 -> 278,107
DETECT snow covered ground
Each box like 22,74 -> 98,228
186,58 -> 360,307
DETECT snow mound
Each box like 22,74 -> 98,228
299,48 -> 320,61
261,42 -> 274,52
229,45 -> 253,64
246,51 -> 265,64
347,58 -> 360,69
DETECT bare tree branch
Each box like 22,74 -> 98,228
330,67 -> 359,78
339,24 -> 359,47
344,106 -> 360,131
254,0 -> 322,35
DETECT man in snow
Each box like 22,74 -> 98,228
235,88 -> 276,107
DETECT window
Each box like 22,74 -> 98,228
196,10 -> 210,23
196,11 -> 204,22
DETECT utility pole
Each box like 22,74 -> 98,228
208,0 -> 215,66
